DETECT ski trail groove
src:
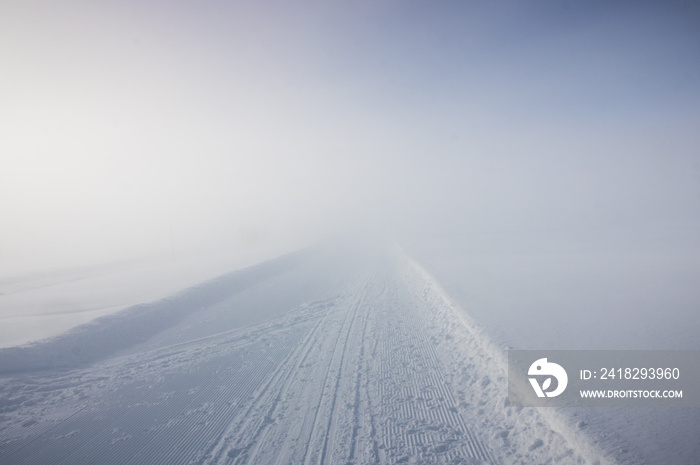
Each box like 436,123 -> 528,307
300,270 -> 372,465
1,248 -> 612,465
318,266 -> 375,465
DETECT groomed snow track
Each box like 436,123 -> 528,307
0,245 -> 615,465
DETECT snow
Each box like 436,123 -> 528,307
0,248 -> 288,348
0,244 -> 622,464
403,231 -> 700,465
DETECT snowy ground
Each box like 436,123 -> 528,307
0,248 -> 287,348
0,244 -> 616,465
404,231 -> 700,465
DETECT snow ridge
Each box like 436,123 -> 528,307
0,249 -> 309,374
396,244 -> 618,465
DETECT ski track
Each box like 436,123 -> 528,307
0,248 -> 615,465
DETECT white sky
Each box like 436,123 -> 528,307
2,0 -> 699,275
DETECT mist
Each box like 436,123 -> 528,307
2,0 -> 699,276
2,4 -> 700,464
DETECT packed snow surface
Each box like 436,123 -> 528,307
403,232 -> 700,465
2,245 -> 619,464
0,249 -> 285,348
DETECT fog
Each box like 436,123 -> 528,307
2,0 -> 699,276
1,5 -> 700,462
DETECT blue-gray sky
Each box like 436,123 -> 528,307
2,0 -> 699,274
